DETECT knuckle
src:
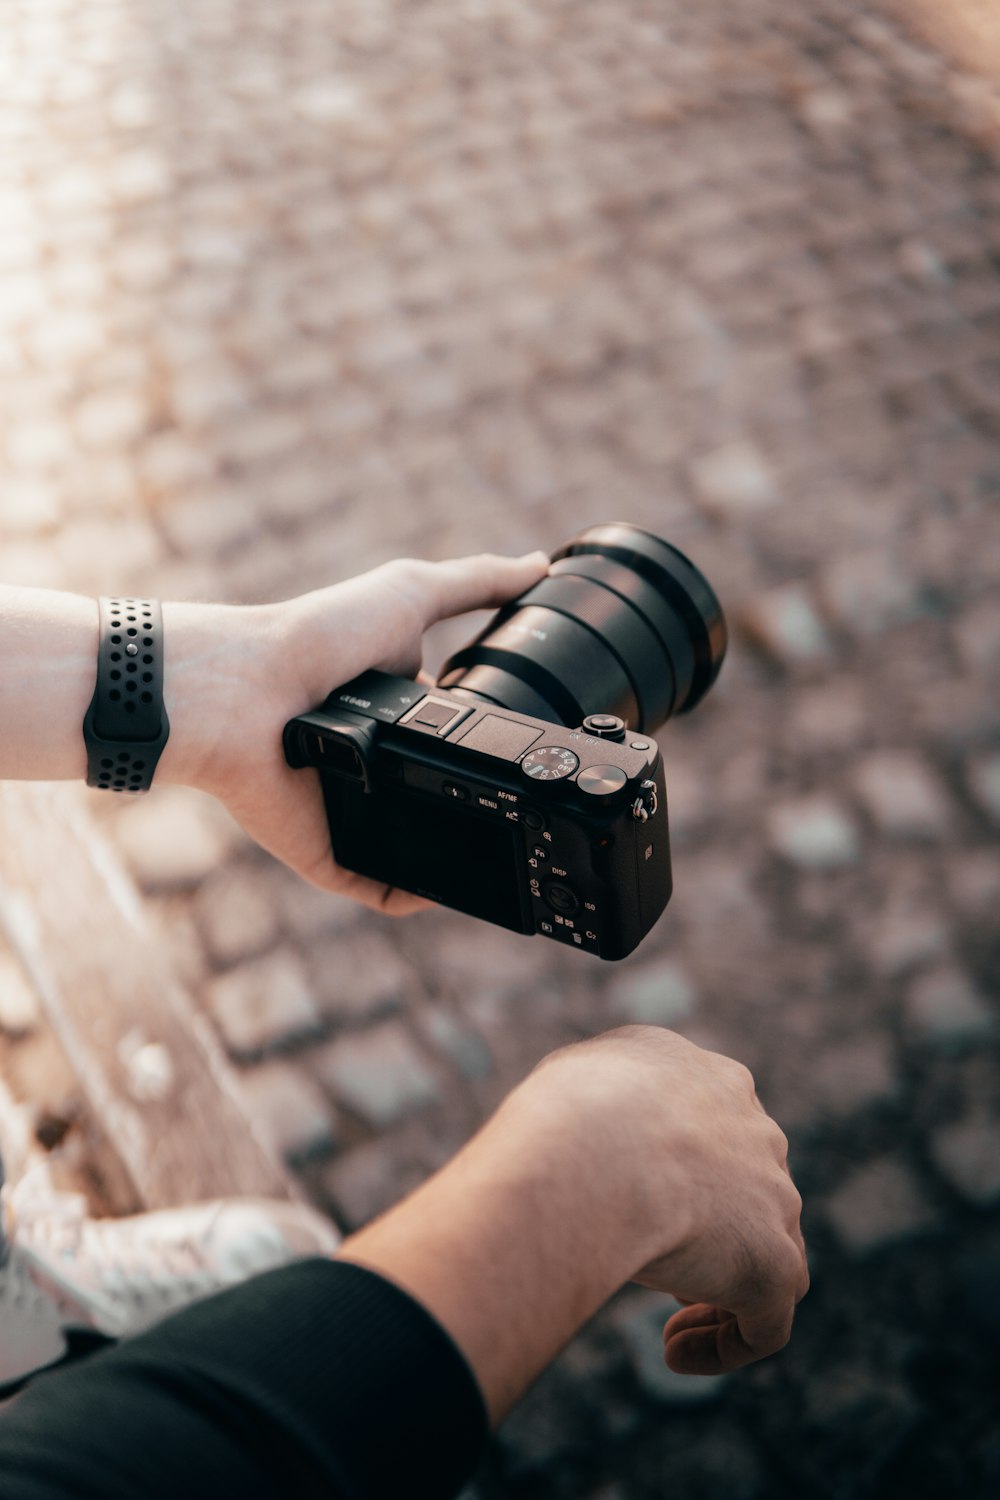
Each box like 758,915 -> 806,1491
379,557 -> 430,624
726,1057 -> 756,1094
766,1120 -> 790,1162
384,556 -> 424,589
780,1238 -> 808,1291
772,1172 -> 803,1227
785,1183 -> 804,1224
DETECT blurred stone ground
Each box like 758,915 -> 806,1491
1,0 -> 999,1495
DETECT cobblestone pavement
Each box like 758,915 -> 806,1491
2,1 -> 1000,1495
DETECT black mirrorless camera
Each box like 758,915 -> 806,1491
283,524 -> 727,960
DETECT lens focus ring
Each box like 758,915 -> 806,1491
438,523 -> 727,734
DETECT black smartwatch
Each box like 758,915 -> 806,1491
83,597 -> 169,792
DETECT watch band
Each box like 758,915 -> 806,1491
83,597 -> 169,792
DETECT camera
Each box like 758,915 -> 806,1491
283,523 -> 727,960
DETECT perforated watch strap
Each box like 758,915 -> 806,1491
83,597 -> 169,792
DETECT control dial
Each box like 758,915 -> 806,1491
577,764 -> 628,799
521,745 -> 580,782
582,713 -> 627,742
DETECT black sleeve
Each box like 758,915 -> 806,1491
0,1258 -> 489,1500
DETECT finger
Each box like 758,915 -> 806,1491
301,850 -> 434,917
663,1303 -> 738,1375
400,550 -> 550,630
324,867 -> 434,918
665,1257 -> 800,1366
663,1299 -> 794,1375
663,1302 -> 725,1338
664,1311 -> 754,1375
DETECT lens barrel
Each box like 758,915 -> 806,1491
438,523 -> 727,733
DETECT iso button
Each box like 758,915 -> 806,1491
576,764 -> 628,800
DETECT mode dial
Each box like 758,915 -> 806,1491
521,746 -> 580,782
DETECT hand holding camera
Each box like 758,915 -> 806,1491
285,524 -> 727,958
159,548 -> 552,913
154,524 -> 724,953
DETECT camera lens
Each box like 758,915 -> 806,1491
437,523 -> 727,734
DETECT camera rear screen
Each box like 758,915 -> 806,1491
336,781 -> 527,932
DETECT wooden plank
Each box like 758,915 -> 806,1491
0,783 -> 298,1211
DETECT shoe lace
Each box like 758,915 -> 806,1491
0,1237 -> 59,1318
8,1179 -> 220,1327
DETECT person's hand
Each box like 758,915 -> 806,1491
160,550 -> 549,913
520,1025 -> 809,1376
338,1022 -> 808,1423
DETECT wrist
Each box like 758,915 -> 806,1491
336,1082 -> 654,1426
519,1036 -> 697,1273
156,600 -> 286,794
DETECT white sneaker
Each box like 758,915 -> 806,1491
0,1170 -> 341,1392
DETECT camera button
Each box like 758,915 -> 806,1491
413,700 -> 459,728
577,764 -> 629,797
582,714 -> 627,741
544,880 -> 580,917
403,698 -> 472,735
520,807 -> 545,831
441,782 -> 469,801
521,745 -> 580,781
532,844 -> 549,861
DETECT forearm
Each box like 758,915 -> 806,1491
0,585 -> 276,792
0,587 -> 97,782
0,555 -> 552,907
335,1086 -> 651,1427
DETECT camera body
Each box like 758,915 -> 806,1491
284,669 -> 671,961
